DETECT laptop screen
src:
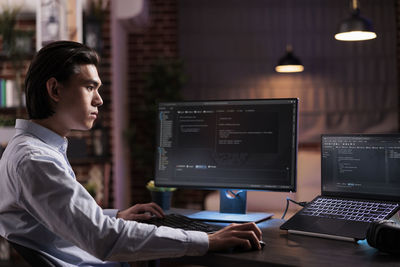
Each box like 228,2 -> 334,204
321,134 -> 400,202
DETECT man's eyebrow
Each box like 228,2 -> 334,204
85,79 -> 102,87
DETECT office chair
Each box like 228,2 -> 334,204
8,240 -> 60,267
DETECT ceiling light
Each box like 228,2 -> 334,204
335,0 -> 376,41
275,45 -> 304,73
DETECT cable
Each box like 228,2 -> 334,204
281,197 -> 308,220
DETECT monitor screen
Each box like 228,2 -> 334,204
321,134 -> 400,201
154,98 -> 298,192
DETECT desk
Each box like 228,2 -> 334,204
162,210 -> 400,267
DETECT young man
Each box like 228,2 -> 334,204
0,41 -> 262,266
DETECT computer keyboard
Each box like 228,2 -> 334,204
145,213 -> 223,233
300,197 -> 399,223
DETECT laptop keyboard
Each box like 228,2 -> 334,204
300,197 -> 399,223
145,213 -> 223,233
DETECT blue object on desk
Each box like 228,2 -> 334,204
186,210 -> 273,223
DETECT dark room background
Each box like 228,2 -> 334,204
125,0 -> 399,209
178,0 -> 398,143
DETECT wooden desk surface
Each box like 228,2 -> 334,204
162,215 -> 400,267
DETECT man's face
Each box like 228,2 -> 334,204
56,64 -> 103,131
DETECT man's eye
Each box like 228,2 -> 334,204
87,86 -> 94,91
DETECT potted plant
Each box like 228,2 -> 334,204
0,6 -> 20,55
146,180 -> 176,210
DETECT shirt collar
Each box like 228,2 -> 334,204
15,119 -> 68,152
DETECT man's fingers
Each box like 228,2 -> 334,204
208,222 -> 263,252
240,231 -> 261,250
225,222 -> 262,239
149,202 -> 165,216
143,203 -> 164,218
134,203 -> 165,218
117,202 -> 166,221
230,229 -> 261,249
230,237 -> 252,251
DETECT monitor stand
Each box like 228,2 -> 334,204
186,190 -> 273,223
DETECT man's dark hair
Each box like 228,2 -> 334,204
25,41 -> 99,119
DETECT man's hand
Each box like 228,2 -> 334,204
208,222 -> 263,251
116,202 -> 165,221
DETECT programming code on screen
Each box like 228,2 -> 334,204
322,136 -> 400,197
155,99 -> 297,191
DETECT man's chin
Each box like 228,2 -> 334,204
73,123 -> 94,131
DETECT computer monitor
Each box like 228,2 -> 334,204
155,98 -> 298,222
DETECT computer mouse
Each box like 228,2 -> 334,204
229,240 -> 266,253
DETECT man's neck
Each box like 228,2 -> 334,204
31,118 -> 69,138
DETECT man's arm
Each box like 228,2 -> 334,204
103,209 -> 118,217
116,204 -> 263,252
16,155 -> 209,261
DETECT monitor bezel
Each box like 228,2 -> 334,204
154,98 -> 299,192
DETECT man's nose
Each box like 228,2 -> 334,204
93,90 -> 103,106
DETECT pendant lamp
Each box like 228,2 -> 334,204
275,45 -> 304,73
334,0 -> 376,41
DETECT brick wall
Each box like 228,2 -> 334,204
96,5 -> 113,207
126,0 -> 210,209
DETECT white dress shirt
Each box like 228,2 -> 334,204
0,119 -> 208,266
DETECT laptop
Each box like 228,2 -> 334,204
280,134 -> 400,241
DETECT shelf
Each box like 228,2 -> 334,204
0,107 -> 25,112
0,108 -> 27,121
0,52 -> 34,61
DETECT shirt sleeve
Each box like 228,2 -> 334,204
103,209 -> 118,217
15,152 -> 209,261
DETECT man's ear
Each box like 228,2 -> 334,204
46,77 -> 61,102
